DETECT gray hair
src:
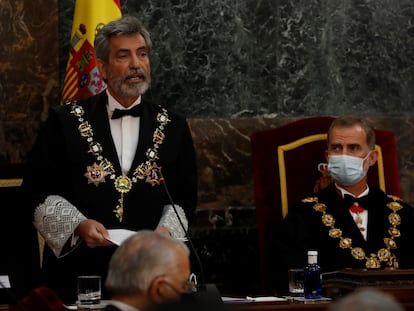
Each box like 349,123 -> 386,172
105,230 -> 190,295
327,116 -> 376,150
94,15 -> 152,63
328,288 -> 404,311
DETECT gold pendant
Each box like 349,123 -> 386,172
351,247 -> 365,260
355,214 -> 365,232
322,213 -> 335,226
339,237 -> 352,249
115,175 -> 132,193
366,254 -> 381,269
114,194 -> 124,222
134,161 -> 162,186
355,214 -> 362,226
85,163 -> 108,186
377,248 -> 391,261
135,162 -> 149,180
145,162 -> 161,186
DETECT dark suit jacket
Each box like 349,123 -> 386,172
273,183 -> 414,294
20,91 -> 198,304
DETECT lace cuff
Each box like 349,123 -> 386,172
158,204 -> 188,239
33,195 -> 87,257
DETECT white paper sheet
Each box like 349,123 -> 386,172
106,229 -> 136,246
0,275 -> 10,288
106,229 -> 188,246
246,296 -> 287,302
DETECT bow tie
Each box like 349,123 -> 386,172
111,105 -> 143,119
343,194 -> 370,211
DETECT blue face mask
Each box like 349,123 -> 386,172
327,152 -> 371,186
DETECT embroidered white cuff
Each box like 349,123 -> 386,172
33,195 -> 87,257
158,204 -> 188,239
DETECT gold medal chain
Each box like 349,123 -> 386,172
303,195 -> 403,269
69,102 -> 171,221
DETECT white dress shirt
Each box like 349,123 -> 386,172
336,184 -> 369,240
106,90 -> 141,175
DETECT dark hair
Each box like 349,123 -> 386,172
94,15 -> 152,63
327,116 -> 376,150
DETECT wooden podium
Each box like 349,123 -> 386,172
322,268 -> 414,302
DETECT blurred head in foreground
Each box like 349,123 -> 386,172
328,288 -> 404,311
105,230 -> 191,310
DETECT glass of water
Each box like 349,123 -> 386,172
77,275 -> 101,306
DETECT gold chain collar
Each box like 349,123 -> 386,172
69,102 -> 171,222
302,195 -> 403,269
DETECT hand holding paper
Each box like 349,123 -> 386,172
106,229 -> 136,246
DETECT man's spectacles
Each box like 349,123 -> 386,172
187,273 -> 198,293
163,272 -> 198,294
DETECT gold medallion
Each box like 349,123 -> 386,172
115,176 -> 132,193
78,121 -> 93,137
303,197 -> 318,203
387,201 -> 402,211
377,248 -> 391,261
388,227 -> 401,238
322,213 -> 335,226
366,254 -> 381,269
339,237 -> 352,249
114,195 -> 124,222
329,228 -> 342,238
388,213 -> 401,226
135,162 -> 149,180
351,247 -> 365,260
384,238 -> 397,249
85,163 -> 108,186
313,202 -> 327,212
145,162 -> 161,186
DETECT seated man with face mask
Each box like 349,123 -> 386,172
273,116 -> 414,294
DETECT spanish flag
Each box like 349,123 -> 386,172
62,0 -> 122,101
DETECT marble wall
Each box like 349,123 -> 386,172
2,0 -> 414,202
61,0 -> 414,118
2,0 -> 414,295
0,0 -> 59,163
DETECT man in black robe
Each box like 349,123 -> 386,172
20,16 -> 197,304
275,116 -> 414,294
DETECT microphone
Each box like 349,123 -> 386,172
156,169 -> 205,284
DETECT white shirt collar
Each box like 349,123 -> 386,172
335,184 -> 369,199
106,89 -> 141,115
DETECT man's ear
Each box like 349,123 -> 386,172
148,277 -> 169,304
96,59 -> 107,81
368,149 -> 378,167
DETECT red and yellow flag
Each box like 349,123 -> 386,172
62,0 -> 122,101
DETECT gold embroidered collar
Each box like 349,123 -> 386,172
69,101 -> 171,222
303,195 -> 403,269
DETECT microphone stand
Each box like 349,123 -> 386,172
156,170 -> 205,285
156,169 -> 224,310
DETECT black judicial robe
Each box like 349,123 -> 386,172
20,91 -> 198,303
274,183 -> 414,293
